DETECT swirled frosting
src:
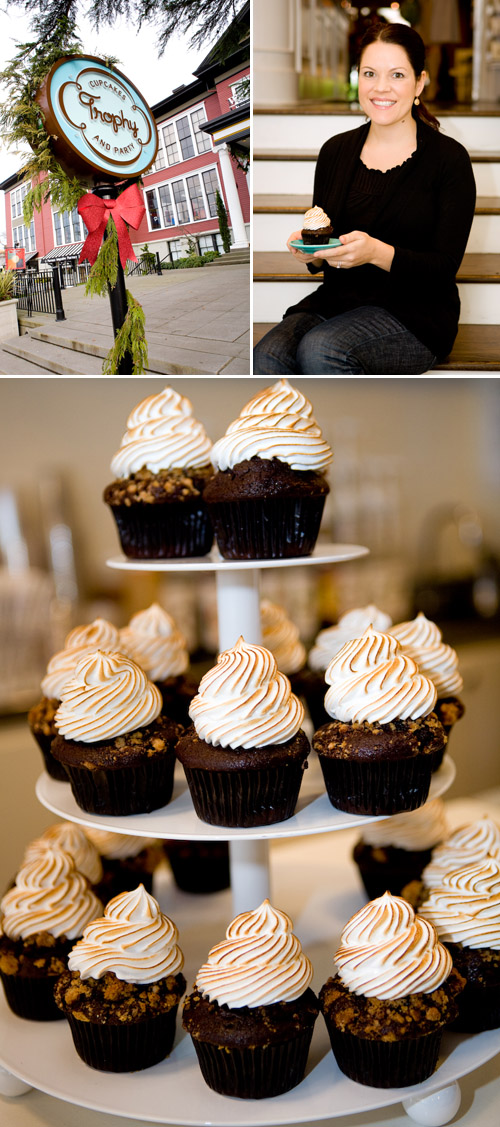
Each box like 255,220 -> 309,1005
335,892 -> 452,999
84,828 -> 157,860
0,847 -> 102,940
422,816 -> 500,890
361,798 -> 449,852
55,650 -> 162,743
419,858 -> 500,949
24,822 -> 103,885
302,206 -> 331,231
67,885 -> 184,983
389,613 -> 463,696
308,606 -> 393,672
324,627 -> 437,723
195,899 -> 313,1007
188,637 -> 304,748
41,618 -> 120,699
119,603 -> 189,682
210,379 -> 333,472
260,599 -> 306,676
110,386 -> 212,477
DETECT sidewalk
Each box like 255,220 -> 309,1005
0,264 -> 251,375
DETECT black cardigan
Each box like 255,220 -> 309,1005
286,117 -> 476,361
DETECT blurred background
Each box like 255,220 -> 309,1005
0,376 -> 499,870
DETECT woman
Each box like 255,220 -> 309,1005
253,23 -> 476,376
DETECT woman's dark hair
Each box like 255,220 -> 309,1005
358,23 -> 440,131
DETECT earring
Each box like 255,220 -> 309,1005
414,96 -> 420,105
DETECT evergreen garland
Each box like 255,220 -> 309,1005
86,220 -> 119,297
102,290 -> 149,375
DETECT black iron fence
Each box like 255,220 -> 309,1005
126,252 -> 162,277
13,269 -> 65,321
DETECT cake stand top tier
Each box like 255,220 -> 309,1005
106,543 -> 369,572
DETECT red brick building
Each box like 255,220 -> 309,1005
1,3 -> 249,272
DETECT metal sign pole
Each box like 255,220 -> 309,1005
93,183 -> 134,375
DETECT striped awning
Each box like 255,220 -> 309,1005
42,243 -> 85,262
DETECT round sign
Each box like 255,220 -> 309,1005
36,55 -> 158,180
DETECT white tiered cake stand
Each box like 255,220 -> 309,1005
1,544 -> 499,1127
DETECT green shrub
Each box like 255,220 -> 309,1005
0,271 -> 14,301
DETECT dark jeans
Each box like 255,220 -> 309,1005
253,306 -> 436,375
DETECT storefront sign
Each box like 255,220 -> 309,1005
5,247 -> 26,270
36,55 -> 158,180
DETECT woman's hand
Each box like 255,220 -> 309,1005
287,230 -> 323,265
314,231 -> 395,272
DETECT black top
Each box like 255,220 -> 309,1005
286,117 -> 476,361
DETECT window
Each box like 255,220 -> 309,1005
229,78 -> 250,107
146,190 -> 161,229
168,239 -> 183,261
202,169 -> 220,218
171,180 -> 190,224
153,148 -> 166,172
12,220 -> 35,253
71,208 -> 83,241
162,123 -> 180,166
190,107 -> 211,155
186,174 -> 206,221
158,184 -> 175,227
11,183 -> 30,221
53,209 -> 82,245
175,115 -> 195,160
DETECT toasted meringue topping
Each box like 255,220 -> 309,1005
308,606 -> 393,672
324,627 -> 437,723
110,386 -> 212,477
41,618 -> 120,699
422,816 -> 500,890
419,857 -> 500,949
67,885 -> 184,983
119,603 -> 189,682
210,379 -> 333,472
189,636 -> 304,748
0,847 -> 102,940
84,828 -> 156,860
302,206 -> 331,231
24,822 -> 103,885
335,892 -> 452,998
55,650 -> 162,743
195,899 -> 313,1007
361,799 -> 448,852
260,599 -> 306,675
389,613 -> 463,696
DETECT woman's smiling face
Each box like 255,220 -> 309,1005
358,41 -> 426,126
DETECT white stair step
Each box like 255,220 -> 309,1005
253,279 -> 500,325
253,210 -> 500,254
254,111 -> 500,154
253,154 -> 500,197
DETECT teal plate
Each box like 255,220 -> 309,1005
290,237 -> 342,252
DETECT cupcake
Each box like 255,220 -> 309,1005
312,627 -> 446,816
175,637 -> 309,827
182,899 -> 319,1098
352,798 -> 449,900
203,379 -> 332,560
83,828 -> 165,902
301,206 -> 333,245
54,885 -> 186,1071
103,385 -> 214,559
163,839 -> 230,894
28,617 -> 120,780
260,598 -> 307,696
304,605 -> 393,728
119,603 -> 198,725
0,847 -> 102,1021
319,892 -> 464,1088
23,822 -> 103,892
402,815 -> 500,910
419,857 -> 500,1032
51,650 -> 183,816
389,612 -> 464,765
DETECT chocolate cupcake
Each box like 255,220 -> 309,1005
83,828 -> 165,903
260,599 -> 307,698
352,798 -> 449,900
304,605 -> 393,729
312,627 -> 446,817
54,885 -> 186,1071
419,856 -> 500,1032
28,617 -> 120,781
175,637 -> 309,827
0,847 -> 102,1021
103,385 -> 214,559
319,892 -> 464,1089
389,613 -> 464,766
119,603 -> 198,725
182,899 -> 318,1098
51,650 -> 183,816
300,205 -> 333,245
164,840 -> 230,894
203,379 -> 332,560
402,814 -> 500,913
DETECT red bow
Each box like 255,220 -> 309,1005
78,184 -> 145,270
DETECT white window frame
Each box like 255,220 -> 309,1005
145,164 -> 222,233
12,219 -> 35,253
228,76 -> 250,108
51,208 -> 84,248
10,182 -> 30,222
156,101 -> 212,169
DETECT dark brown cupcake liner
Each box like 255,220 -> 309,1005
65,1005 -> 180,1071
449,981 -> 500,1033
352,843 -> 434,900
181,762 -> 305,827
316,753 -> 432,816
107,501 -> 213,559
190,1028 -> 315,1098
0,970 -> 65,1022
165,840 -> 230,893
29,727 -> 68,782
205,495 -> 326,560
62,754 -> 175,816
324,1024 -> 443,1088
